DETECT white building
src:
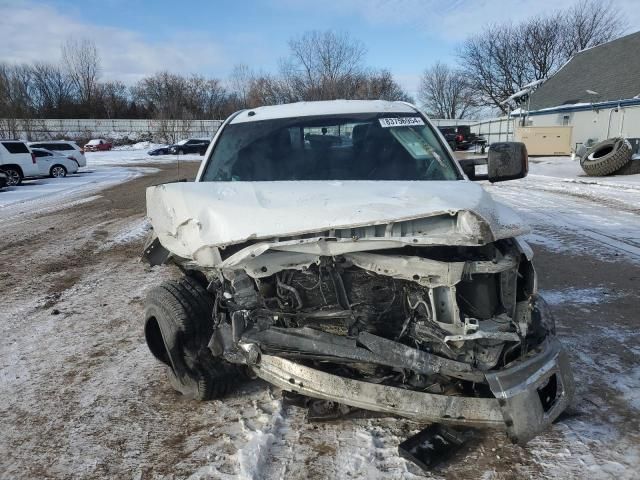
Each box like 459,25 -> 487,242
473,31 -> 640,153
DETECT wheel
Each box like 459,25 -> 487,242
613,158 -> 640,176
580,137 -> 631,176
2,167 -> 22,186
178,149 -> 185,155
50,165 -> 67,178
144,276 -> 241,400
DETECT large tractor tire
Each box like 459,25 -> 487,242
144,276 -> 240,400
612,157 -> 640,176
580,137 -> 631,176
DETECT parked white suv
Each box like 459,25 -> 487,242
28,141 -> 86,167
0,141 -> 39,186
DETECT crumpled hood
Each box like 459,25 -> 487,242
147,181 -> 528,264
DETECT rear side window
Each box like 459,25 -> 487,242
47,143 -> 74,151
2,142 -> 29,154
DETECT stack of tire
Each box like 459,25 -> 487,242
580,137 -> 640,176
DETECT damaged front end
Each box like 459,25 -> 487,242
145,221 -> 574,444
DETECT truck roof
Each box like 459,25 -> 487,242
230,100 -> 419,124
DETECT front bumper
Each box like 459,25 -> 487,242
251,337 -> 574,444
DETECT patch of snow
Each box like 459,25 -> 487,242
540,287 -> 620,305
528,156 -> 640,188
0,167 -> 154,220
87,149 -> 203,166
236,399 -> 285,479
96,218 -> 152,252
111,218 -> 151,245
488,162 -> 640,263
611,366 -> 640,411
523,232 -> 566,252
112,141 -> 166,151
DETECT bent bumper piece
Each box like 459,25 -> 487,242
251,336 -> 574,444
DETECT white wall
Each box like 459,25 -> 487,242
472,105 -> 640,153
0,118 -> 223,142
525,105 -> 640,149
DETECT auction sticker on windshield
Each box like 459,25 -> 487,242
379,117 -> 425,128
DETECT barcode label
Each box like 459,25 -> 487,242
379,117 -> 425,128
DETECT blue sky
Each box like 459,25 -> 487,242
1,0 -> 638,97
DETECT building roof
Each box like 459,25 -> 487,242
230,100 -> 418,123
529,31 -> 640,111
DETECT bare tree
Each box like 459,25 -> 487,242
284,30 -> 367,100
418,63 -> 476,119
62,38 -> 100,114
459,0 -> 626,114
97,81 -> 129,119
228,64 -> 254,109
245,74 -> 294,106
459,25 -> 530,114
184,75 -> 228,118
0,64 -> 36,138
356,69 -> 414,103
132,72 -> 188,122
521,16 -> 564,81
30,63 -> 73,117
561,0 -> 627,58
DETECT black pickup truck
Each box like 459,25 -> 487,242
438,125 -> 486,152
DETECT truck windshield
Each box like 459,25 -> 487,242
201,113 -> 461,181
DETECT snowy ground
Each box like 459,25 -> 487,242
1,153 -> 639,479
488,156 -> 640,263
0,147 -> 201,218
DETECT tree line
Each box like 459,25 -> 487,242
0,31 -> 411,124
0,0 -> 628,126
419,0 -> 626,118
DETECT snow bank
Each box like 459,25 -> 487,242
87,149 -> 203,166
112,141 -> 166,151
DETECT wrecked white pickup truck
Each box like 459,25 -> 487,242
142,100 -> 574,445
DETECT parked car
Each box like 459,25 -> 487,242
28,141 -> 86,167
438,125 -> 486,152
148,145 -> 170,156
0,170 -> 7,189
0,140 -> 39,186
31,148 -> 79,178
168,138 -> 210,155
84,139 -> 112,152
141,100 -> 574,446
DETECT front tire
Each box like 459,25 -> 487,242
50,165 -> 67,178
144,277 -> 240,400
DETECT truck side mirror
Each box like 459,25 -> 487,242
487,142 -> 528,182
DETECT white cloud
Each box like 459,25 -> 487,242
274,0 -> 640,42
0,1 -> 227,84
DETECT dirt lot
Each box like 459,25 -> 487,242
1,162 -> 639,479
